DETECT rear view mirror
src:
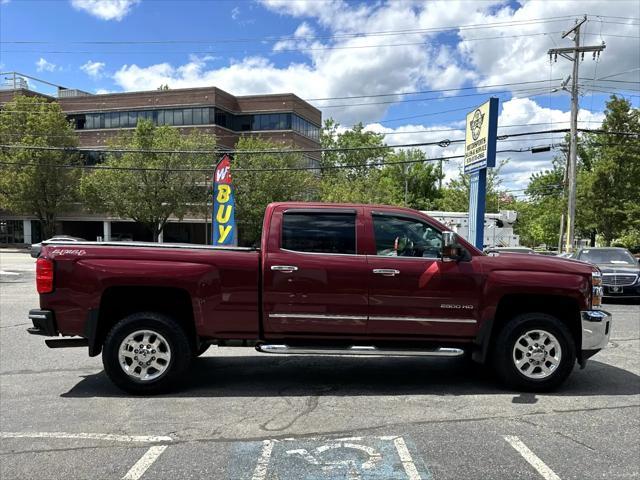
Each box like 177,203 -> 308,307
442,231 -> 461,261
443,231 -> 456,248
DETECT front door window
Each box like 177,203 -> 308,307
372,215 -> 442,259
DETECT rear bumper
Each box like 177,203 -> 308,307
27,309 -> 58,336
581,310 -> 611,351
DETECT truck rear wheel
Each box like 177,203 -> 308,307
102,312 -> 192,395
493,312 -> 576,391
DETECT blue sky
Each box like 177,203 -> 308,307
1,0 -> 638,189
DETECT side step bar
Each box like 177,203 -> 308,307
255,344 -> 464,357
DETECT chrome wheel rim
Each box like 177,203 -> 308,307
118,330 -> 171,382
512,329 -> 562,380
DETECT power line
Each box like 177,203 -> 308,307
0,129 -> 636,156
1,16 -> 578,46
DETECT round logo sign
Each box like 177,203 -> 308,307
470,109 -> 484,141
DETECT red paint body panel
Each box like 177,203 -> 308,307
37,202 -> 596,348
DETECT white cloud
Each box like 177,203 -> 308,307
70,0 -> 139,21
36,57 -> 57,72
95,88 -> 114,94
231,6 -> 240,20
109,1 -> 633,136
81,60 -> 106,78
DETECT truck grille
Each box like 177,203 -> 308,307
602,274 -> 638,286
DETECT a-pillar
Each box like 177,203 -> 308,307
103,221 -> 111,241
23,220 -> 32,245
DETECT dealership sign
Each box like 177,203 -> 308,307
465,98 -> 499,249
464,98 -> 498,174
213,154 -> 237,246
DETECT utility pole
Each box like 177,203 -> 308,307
548,15 -> 605,252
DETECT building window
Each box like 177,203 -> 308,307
0,220 -> 24,244
72,107 -> 311,136
183,108 -> 193,126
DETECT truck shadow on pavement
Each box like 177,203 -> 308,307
61,355 -> 640,399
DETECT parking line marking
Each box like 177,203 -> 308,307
504,436 -> 561,480
122,445 -> 168,480
251,439 -> 275,480
393,436 -> 422,480
0,431 -> 173,443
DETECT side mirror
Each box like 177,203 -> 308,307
442,231 -> 461,261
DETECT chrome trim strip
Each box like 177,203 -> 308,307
28,314 -> 48,320
369,316 -> 477,324
256,344 -> 465,357
268,313 -> 476,323
269,313 -> 368,321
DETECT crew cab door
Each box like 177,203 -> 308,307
262,207 -> 369,336
365,211 -> 482,338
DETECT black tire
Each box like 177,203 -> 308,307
102,312 -> 192,395
492,312 -> 576,392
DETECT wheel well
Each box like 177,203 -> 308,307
93,286 -> 197,355
476,294 -> 581,363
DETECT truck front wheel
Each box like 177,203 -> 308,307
102,312 -> 192,395
493,312 -> 576,391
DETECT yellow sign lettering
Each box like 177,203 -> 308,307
217,225 -> 232,243
216,204 -> 232,223
216,184 -> 231,203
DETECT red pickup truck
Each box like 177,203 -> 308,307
28,202 -> 610,394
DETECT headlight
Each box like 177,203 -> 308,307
591,271 -> 603,309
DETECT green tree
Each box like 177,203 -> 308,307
578,95 -> 640,245
516,157 -> 566,247
0,95 -> 81,238
81,120 -> 215,241
437,159 -> 508,212
319,119 -> 399,204
378,149 -> 443,210
232,136 -> 316,245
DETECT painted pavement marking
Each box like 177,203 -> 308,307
504,435 -> 561,480
393,436 -> 422,480
0,431 -> 173,443
251,439 -> 275,480
236,435 -> 430,480
121,445 -> 168,480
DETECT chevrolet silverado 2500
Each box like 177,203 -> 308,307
27,202 -> 611,394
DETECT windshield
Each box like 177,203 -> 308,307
577,249 -> 636,265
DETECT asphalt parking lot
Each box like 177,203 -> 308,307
1,249 -> 639,480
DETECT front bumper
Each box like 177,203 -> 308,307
581,310 -> 611,350
27,309 -> 58,336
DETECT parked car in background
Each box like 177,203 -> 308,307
110,233 -> 134,242
557,252 -> 574,259
574,247 -> 640,300
30,236 -> 85,259
485,246 -> 535,256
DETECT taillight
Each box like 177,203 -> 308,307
591,271 -> 603,309
36,258 -> 54,294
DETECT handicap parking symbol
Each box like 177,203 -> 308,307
231,435 -> 431,480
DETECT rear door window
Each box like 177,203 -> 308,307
282,212 -> 356,254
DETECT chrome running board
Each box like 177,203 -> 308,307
255,344 -> 464,357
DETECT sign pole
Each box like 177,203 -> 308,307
468,168 -> 487,248
464,97 -> 498,250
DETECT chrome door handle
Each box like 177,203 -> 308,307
271,265 -> 299,273
373,268 -> 400,276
